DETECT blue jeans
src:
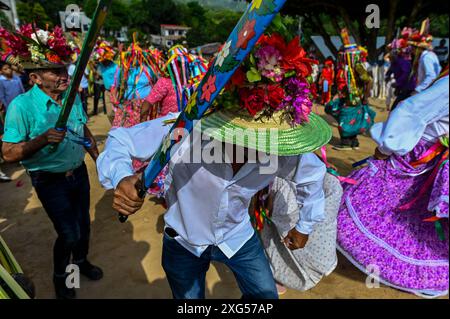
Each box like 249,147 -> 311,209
30,163 -> 91,276
162,230 -> 278,299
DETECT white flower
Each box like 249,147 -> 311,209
215,41 -> 232,67
161,134 -> 172,154
31,30 -> 49,45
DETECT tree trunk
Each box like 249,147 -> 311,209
328,8 -> 342,36
385,0 -> 400,51
368,28 -> 379,63
307,14 -> 339,58
408,0 -> 424,26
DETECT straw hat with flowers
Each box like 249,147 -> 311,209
0,24 -> 79,70
195,28 -> 332,156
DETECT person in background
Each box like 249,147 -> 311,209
384,54 -> 397,112
384,28 -> 417,110
0,59 -> 26,182
0,60 -> 25,112
409,30 -> 441,95
91,61 -> 107,116
326,30 -> 375,151
68,62 -> 89,115
140,77 -> 178,122
0,26 -> 103,299
434,39 -> 448,68
319,57 -> 335,105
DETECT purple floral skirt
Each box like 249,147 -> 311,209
337,139 -> 449,297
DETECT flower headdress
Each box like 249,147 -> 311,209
0,24 -> 78,69
196,15 -> 331,157
92,40 -> 116,63
212,32 -> 317,127
408,18 -> 433,49
388,27 -> 415,59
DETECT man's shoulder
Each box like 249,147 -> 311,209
7,89 -> 35,112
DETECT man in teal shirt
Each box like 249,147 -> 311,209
2,66 -> 103,299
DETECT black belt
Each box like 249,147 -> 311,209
29,162 -> 85,180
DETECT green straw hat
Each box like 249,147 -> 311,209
196,108 -> 332,156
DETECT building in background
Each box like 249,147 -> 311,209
59,9 -> 91,33
0,0 -> 19,28
151,24 -> 191,49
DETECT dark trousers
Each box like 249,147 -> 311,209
93,83 -> 107,115
392,89 -> 413,111
30,163 -> 91,276
80,88 -> 89,115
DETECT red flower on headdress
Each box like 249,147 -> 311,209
239,87 -> 265,116
201,75 -> 217,102
46,52 -> 62,64
257,34 -> 317,77
237,19 -> 256,50
230,67 -> 246,87
265,85 -> 285,109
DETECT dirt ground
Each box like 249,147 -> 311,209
0,97 -> 445,299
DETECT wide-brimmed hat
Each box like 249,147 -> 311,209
0,24 -> 78,70
408,18 -> 433,49
197,108 -> 331,156
193,26 -> 331,156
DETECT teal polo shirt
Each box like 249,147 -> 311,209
2,85 -> 87,173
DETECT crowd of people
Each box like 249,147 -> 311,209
0,14 -> 448,300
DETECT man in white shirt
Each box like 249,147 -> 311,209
410,36 -> 442,95
97,106 -> 332,298
68,64 -> 90,114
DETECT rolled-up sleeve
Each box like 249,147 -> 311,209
290,153 -> 327,235
97,113 -> 178,189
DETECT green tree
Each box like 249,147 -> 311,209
16,1 -> 53,28
129,0 -> 181,34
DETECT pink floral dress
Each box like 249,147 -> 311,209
145,77 -> 178,116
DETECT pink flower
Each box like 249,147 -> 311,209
255,45 -> 285,82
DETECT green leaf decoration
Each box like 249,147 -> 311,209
216,55 -> 240,73
249,54 -> 256,67
247,67 -> 262,83
285,70 -> 296,78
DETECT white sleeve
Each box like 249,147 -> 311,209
292,153 -> 327,235
97,113 -> 179,189
415,54 -> 441,93
68,65 -> 75,77
371,76 -> 449,156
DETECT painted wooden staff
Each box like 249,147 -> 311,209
119,0 -> 288,222
49,0 -> 113,152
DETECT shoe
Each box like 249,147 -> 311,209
0,171 -> 12,183
332,144 -> 353,151
53,275 -> 76,299
76,260 -> 103,281
351,140 -> 360,150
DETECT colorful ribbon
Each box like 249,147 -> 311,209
320,146 -> 358,185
